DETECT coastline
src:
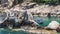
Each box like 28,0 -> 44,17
12,26 -> 57,34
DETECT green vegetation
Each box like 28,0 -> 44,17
32,0 -> 60,5
18,0 -> 23,4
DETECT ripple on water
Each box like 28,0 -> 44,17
0,28 -> 29,34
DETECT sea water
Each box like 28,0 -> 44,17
0,17 -> 60,34
33,16 -> 60,27
0,28 -> 29,34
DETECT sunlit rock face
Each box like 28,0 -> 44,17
8,0 -> 14,8
21,2 -> 39,9
8,0 -> 23,8
47,21 -> 59,29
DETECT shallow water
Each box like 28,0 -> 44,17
0,17 -> 60,34
33,16 -> 60,27
0,28 -> 29,34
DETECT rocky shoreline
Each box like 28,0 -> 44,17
12,26 -> 57,34
0,1 -> 60,34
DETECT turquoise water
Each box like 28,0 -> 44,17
0,31 -> 28,34
33,17 -> 60,27
0,17 -> 60,34
0,28 -> 29,34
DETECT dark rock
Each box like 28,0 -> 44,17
8,17 -> 21,28
56,27 -> 60,32
20,19 -> 34,26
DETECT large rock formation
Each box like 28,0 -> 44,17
47,21 -> 59,29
